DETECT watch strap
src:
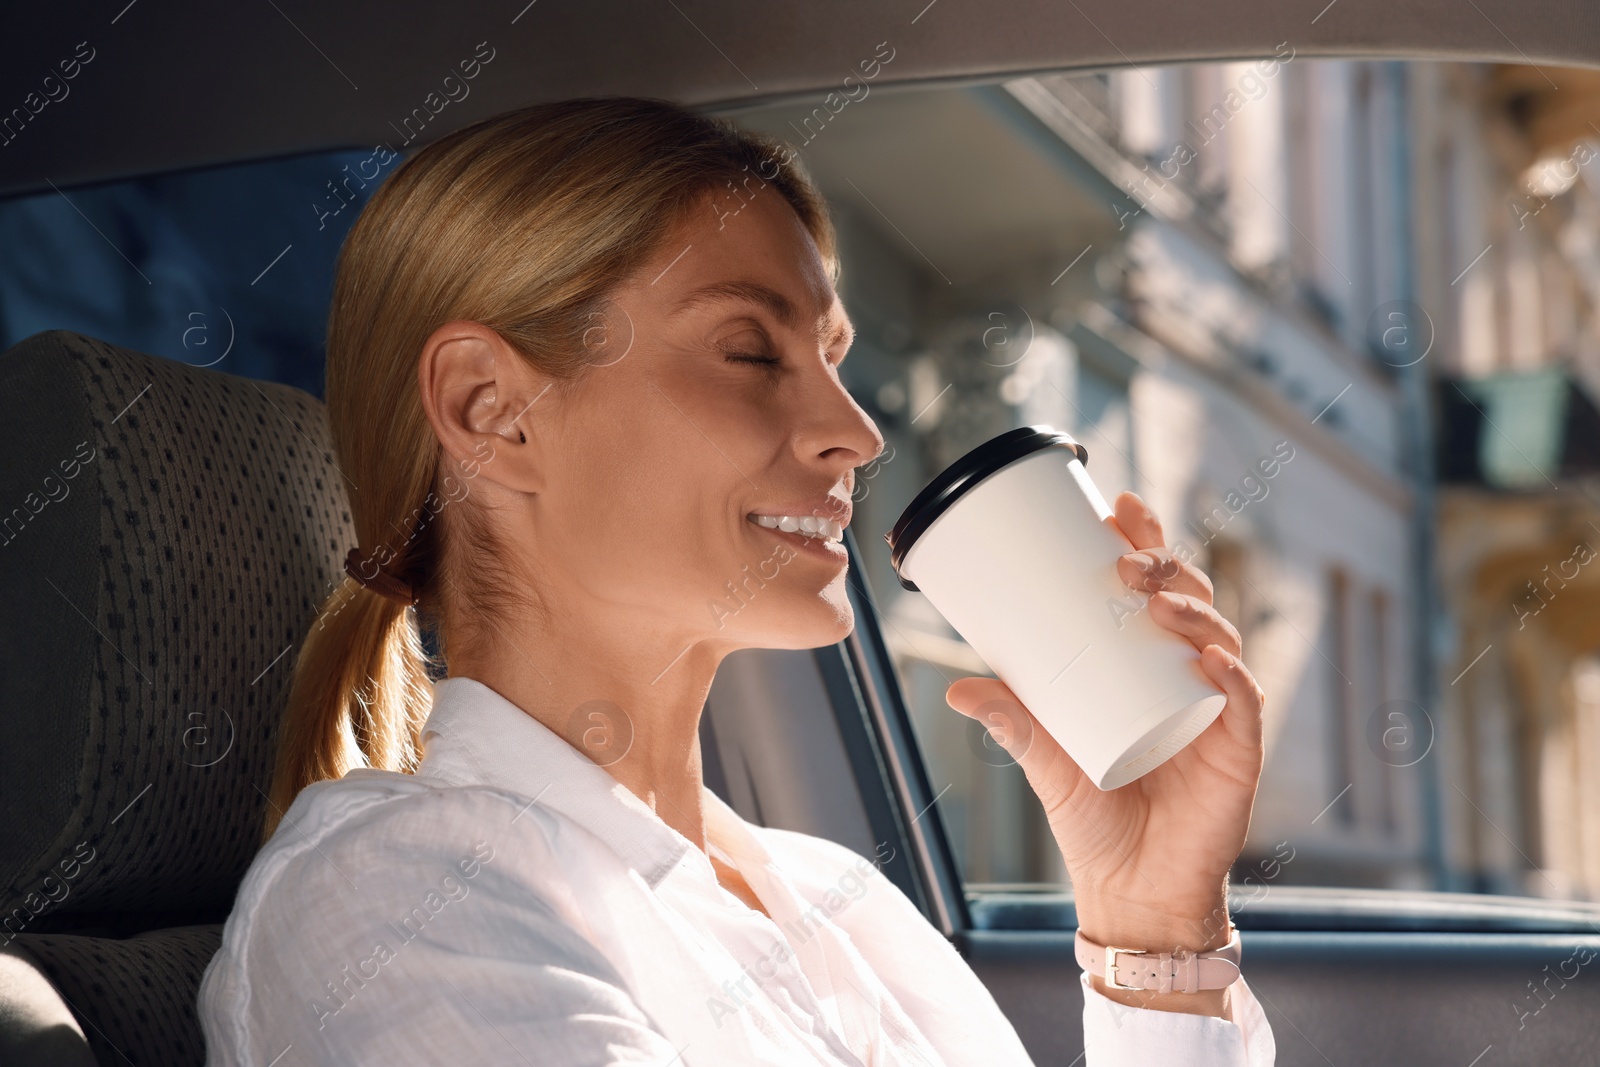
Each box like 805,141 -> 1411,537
1074,925 -> 1243,994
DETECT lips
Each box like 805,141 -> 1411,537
745,495 -> 852,559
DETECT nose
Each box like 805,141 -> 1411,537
794,373 -> 886,480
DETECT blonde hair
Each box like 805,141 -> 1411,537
262,97 -> 837,843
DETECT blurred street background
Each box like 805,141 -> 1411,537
724,60 -> 1600,902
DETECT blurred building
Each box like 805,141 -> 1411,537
727,55 -> 1600,902
1418,64 -> 1600,900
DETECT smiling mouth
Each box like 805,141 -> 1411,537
747,513 -> 845,544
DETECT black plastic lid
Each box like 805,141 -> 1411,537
883,424 -> 1087,592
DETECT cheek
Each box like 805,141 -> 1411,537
543,351 -> 798,609
544,401 -> 741,594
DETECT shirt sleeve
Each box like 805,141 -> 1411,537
1080,967 -> 1276,1066
199,783 -> 688,1067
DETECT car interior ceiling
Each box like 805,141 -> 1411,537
3,1 -> 1599,197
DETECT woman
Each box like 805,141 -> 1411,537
197,96 -> 1274,1065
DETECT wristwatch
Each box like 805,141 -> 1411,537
1074,924 -> 1243,994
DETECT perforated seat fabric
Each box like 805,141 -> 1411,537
10,927 -> 223,1066
0,330 -> 356,1064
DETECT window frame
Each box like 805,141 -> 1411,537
825,526 -> 971,938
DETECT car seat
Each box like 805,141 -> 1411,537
0,330 -> 356,1065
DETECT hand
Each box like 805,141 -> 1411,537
944,491 -> 1266,1016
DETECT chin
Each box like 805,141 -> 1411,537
737,599 -> 855,651
801,597 -> 856,647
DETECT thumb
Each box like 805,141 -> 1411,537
945,676 -> 1037,761
945,677 -> 1088,806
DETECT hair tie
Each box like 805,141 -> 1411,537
343,547 -> 418,607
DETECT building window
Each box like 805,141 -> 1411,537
1349,63 -> 1377,347
1326,566 -> 1357,826
1368,586 -> 1398,834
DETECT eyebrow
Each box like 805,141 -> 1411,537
672,280 -> 855,349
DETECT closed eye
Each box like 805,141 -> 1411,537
716,323 -> 781,367
724,352 -> 782,366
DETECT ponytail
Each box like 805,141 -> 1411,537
262,582 -> 433,841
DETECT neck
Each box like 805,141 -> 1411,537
444,600 -> 732,854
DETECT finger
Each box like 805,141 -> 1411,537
1116,548 -> 1214,604
1198,644 -> 1266,757
1148,591 -> 1242,656
945,677 -> 1086,810
1111,491 -> 1166,552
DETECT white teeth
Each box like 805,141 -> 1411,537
750,514 -> 844,543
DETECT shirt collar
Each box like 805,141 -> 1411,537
418,675 -> 716,888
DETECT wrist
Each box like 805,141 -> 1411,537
1073,889 -> 1234,954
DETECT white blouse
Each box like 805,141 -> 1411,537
198,676 -> 1275,1065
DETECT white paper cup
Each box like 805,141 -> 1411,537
885,425 -> 1226,790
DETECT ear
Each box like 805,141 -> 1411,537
417,319 -> 551,494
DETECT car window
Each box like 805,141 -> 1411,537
0,147 -> 381,397
720,58 -> 1600,911
5,59 -> 1596,920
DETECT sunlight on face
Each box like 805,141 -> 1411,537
526,185 -> 885,653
